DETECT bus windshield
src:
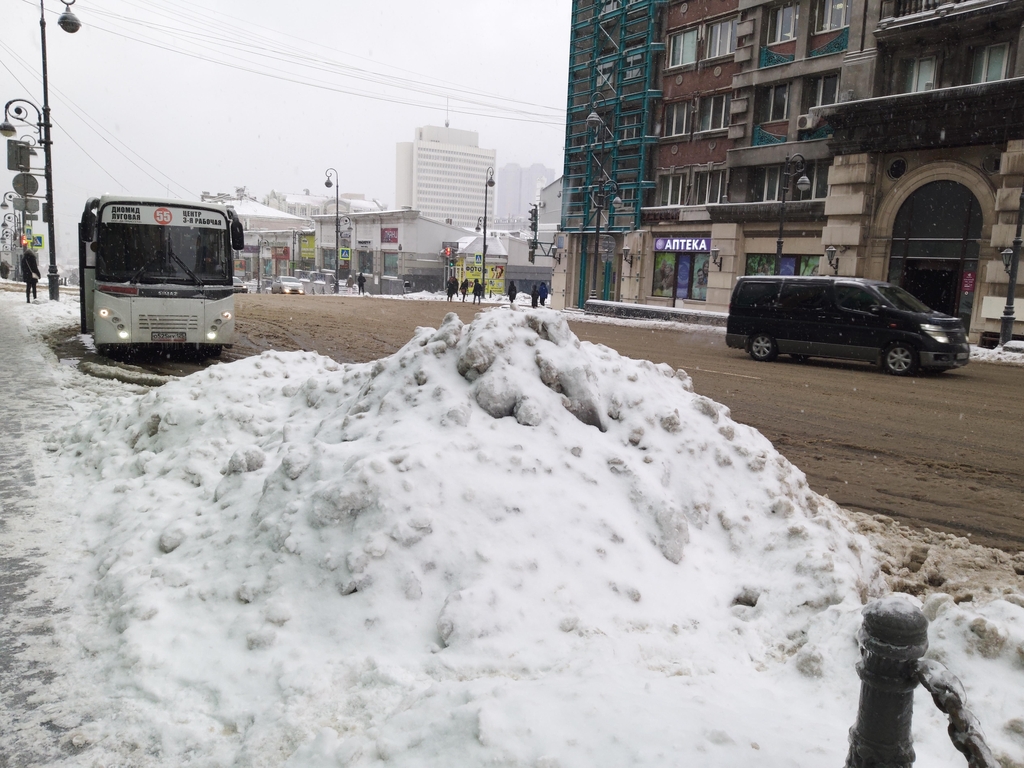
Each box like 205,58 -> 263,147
97,222 -> 231,285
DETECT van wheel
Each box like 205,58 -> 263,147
749,333 -> 778,362
882,342 -> 918,376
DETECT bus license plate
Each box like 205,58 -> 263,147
152,332 -> 186,342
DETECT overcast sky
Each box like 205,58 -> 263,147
2,0 -> 571,264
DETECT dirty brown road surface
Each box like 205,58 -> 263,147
221,294 -> 1023,552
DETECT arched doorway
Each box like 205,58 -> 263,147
888,180 -> 981,330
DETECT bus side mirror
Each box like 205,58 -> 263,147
79,198 -> 99,241
229,214 -> 245,251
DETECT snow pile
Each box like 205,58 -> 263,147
971,341 -> 1024,367
42,308 -> 1024,766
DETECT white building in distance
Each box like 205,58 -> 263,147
395,125 -> 496,229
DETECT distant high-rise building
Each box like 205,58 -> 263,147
496,163 -> 557,219
395,126 -> 497,229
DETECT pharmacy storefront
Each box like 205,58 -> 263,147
651,236 -> 713,306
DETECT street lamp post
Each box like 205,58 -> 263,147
324,168 -> 340,294
775,154 -> 812,265
480,167 -> 495,297
998,189 -> 1024,346
584,106 -> 618,305
257,237 -> 270,294
0,0 -> 81,302
590,180 -> 621,301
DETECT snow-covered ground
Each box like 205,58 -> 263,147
2,289 -> 1023,767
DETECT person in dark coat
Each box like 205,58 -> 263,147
472,279 -> 483,304
507,280 -> 518,307
531,284 -> 539,308
539,282 -> 549,306
460,278 -> 469,302
20,248 -> 41,303
446,275 -> 458,301
357,272 -> 366,294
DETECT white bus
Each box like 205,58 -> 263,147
78,196 -> 245,358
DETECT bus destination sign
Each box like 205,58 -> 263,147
101,204 -> 226,229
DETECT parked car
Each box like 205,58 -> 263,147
270,276 -> 305,295
725,276 -> 969,375
232,277 -> 248,294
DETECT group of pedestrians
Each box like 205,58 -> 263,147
506,280 -> 548,309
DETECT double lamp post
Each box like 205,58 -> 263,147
0,0 -> 81,302
475,166 -> 495,297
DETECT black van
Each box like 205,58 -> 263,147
725,276 -> 970,375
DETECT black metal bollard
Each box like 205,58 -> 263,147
846,596 -> 930,768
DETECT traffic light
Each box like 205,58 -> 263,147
444,246 -> 455,267
528,205 -> 539,263
20,234 -> 29,248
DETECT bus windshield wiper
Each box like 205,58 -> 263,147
129,256 -> 160,284
168,252 -> 205,287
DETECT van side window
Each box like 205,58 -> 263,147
778,282 -> 830,310
835,284 -> 878,312
733,282 -> 779,308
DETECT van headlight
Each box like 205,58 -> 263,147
920,324 -> 951,344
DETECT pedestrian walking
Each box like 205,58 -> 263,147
472,279 -> 483,304
539,282 -> 548,307
460,278 -> 469,302
507,280 -> 518,308
446,276 -> 458,302
357,272 -> 366,295
20,248 -> 41,303
531,284 -> 539,308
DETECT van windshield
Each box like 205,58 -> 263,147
875,284 -> 932,313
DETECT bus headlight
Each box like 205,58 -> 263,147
118,331 -> 130,339
98,308 -> 110,318
207,331 -> 218,340
221,311 -> 232,320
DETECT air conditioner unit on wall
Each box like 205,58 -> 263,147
797,114 -> 817,130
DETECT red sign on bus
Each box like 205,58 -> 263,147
154,207 -> 173,225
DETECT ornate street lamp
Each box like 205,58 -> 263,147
584,105 -> 620,303
0,0 -> 81,302
324,168 -> 340,293
257,237 -> 270,294
480,167 -> 495,298
775,154 -> 812,264
998,189 -> 1024,346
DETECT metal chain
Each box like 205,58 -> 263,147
916,659 -> 999,768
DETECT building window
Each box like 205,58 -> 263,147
621,113 -> 642,139
971,43 -> 1008,84
756,83 -> 790,123
793,160 -> 830,200
805,73 -> 839,109
706,18 -> 737,59
752,161 -> 828,202
698,93 -> 731,131
768,4 -> 798,43
652,251 -> 711,301
659,173 -> 686,206
694,169 -> 728,205
745,253 -> 822,276
669,28 -> 699,68
899,56 -> 936,93
384,252 -> 399,277
597,60 -> 615,88
664,101 -> 693,137
624,49 -> 645,80
812,0 -> 849,31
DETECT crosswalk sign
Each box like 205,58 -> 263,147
32,235 -> 43,248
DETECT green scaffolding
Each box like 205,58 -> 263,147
562,0 -> 664,306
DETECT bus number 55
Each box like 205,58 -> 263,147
154,207 -> 173,225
